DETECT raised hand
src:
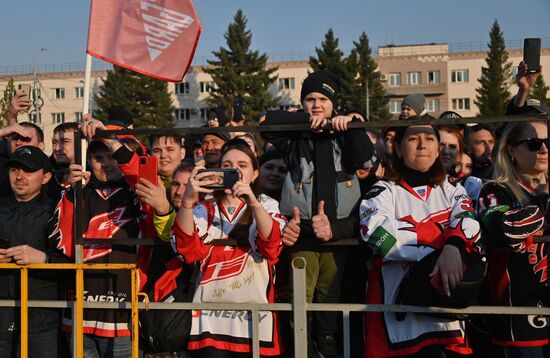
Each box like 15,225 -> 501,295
312,200 -> 332,242
282,207 -> 301,246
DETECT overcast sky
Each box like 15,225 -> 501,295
1,0 -> 549,68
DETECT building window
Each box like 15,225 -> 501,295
175,82 -> 190,95
29,113 -> 39,125
388,73 -> 401,87
52,112 -> 65,124
452,98 -> 471,111
451,69 -> 469,83
279,78 -> 295,90
389,100 -> 401,114
407,72 -> 421,85
199,82 -> 214,93
200,108 -> 209,120
427,99 -> 440,112
75,87 -> 84,99
74,112 -> 83,121
176,108 -> 191,121
51,88 -> 65,99
427,71 -> 440,84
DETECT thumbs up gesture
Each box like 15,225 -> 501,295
312,201 -> 333,242
282,207 -> 301,246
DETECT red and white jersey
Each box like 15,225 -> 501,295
171,194 -> 286,356
359,177 -> 481,357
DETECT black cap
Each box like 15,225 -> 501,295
300,70 -> 340,105
6,146 -> 51,172
201,131 -> 231,143
106,105 -> 133,128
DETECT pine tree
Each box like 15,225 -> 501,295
93,66 -> 175,128
531,75 -> 550,107
475,20 -> 513,116
205,9 -> 279,123
0,78 -> 15,126
309,29 -> 354,111
346,32 -> 390,121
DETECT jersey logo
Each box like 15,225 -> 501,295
416,187 -> 427,199
364,186 -> 386,200
85,207 -> 132,239
95,187 -> 123,200
200,251 -> 250,284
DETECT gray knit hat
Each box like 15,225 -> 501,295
401,94 -> 425,116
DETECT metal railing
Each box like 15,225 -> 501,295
1,113 -> 549,357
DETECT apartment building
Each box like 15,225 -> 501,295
1,43 -> 549,153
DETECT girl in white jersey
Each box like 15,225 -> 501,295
360,125 -> 482,357
172,140 -> 285,357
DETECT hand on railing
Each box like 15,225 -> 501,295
0,245 -> 47,265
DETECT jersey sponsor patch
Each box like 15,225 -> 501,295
367,226 -> 397,257
364,185 -> 386,200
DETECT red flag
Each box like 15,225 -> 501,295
87,0 -> 201,82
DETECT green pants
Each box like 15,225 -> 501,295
289,249 -> 348,336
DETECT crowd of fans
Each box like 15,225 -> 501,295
0,60 -> 548,358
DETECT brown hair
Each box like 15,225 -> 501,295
436,125 -> 464,155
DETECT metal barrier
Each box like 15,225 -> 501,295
1,113 -> 549,357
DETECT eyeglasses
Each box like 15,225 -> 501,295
512,138 -> 548,151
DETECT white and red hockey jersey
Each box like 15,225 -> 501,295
171,194 -> 286,356
359,177 -> 481,357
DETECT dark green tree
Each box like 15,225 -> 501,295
93,66 -> 175,128
531,74 -> 550,107
475,20 -> 512,116
346,32 -> 390,121
205,9 -> 279,123
0,78 -> 15,126
309,29 -> 354,111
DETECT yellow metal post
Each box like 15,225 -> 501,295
20,267 -> 28,358
131,268 -> 139,358
75,266 -> 84,358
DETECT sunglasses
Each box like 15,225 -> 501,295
512,138 -> 548,151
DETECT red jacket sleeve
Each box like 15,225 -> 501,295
172,219 -> 211,264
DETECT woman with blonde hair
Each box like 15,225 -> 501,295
477,120 -> 549,358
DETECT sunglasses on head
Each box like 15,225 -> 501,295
512,138 -> 548,151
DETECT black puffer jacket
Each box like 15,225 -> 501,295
0,193 -> 68,333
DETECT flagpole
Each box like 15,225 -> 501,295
81,54 -> 92,172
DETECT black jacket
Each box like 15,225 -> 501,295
0,193 -> 68,333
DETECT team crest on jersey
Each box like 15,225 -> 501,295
416,187 -> 427,199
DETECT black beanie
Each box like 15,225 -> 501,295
300,70 -> 340,105
106,105 -> 133,128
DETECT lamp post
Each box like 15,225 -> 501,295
32,48 -> 47,124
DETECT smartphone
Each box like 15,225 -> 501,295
17,84 -> 31,102
197,168 -> 239,190
232,99 -> 244,123
524,38 -> 541,73
139,156 -> 158,186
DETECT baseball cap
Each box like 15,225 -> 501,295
5,146 -> 51,172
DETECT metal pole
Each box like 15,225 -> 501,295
20,267 -> 29,358
31,48 -> 46,124
131,268 -> 139,358
292,257 -> 307,358
366,62 -> 369,119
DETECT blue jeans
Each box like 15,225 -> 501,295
68,334 -> 132,358
0,328 -> 58,358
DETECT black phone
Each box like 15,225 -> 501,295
524,38 -> 541,73
232,99 -> 244,123
197,168 -> 240,190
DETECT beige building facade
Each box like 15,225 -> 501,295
1,43 -> 549,153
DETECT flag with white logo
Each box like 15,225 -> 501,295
87,0 -> 201,82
